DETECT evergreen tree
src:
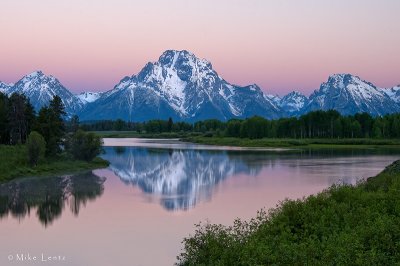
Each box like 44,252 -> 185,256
25,100 -> 36,138
0,92 -> 9,144
68,115 -> 80,133
26,131 -> 46,166
35,96 -> 66,155
391,117 -> 400,138
8,93 -> 29,144
167,117 -> 173,132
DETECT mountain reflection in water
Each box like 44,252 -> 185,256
0,172 -> 105,227
103,147 -> 262,211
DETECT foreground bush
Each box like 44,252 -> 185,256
177,160 -> 400,265
26,131 -> 46,166
68,130 -> 103,162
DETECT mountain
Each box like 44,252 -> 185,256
7,71 -> 84,115
279,91 -> 308,116
304,74 -> 400,116
1,60 -> 399,121
0,81 -> 13,94
266,94 -> 281,107
76,91 -> 102,103
384,85 -> 400,104
79,50 -> 281,121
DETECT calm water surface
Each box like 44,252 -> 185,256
1,138 -> 399,266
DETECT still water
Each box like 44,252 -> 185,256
0,138 -> 399,266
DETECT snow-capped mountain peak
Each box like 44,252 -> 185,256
80,50 -> 281,121
8,70 -> 84,116
306,73 -> 398,116
76,91 -> 102,103
280,91 -> 308,115
2,63 -> 399,121
0,81 -> 13,94
384,85 -> 400,104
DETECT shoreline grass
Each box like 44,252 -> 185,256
0,145 -> 109,183
93,131 -> 201,139
177,159 -> 400,265
93,130 -> 400,148
92,130 -> 400,148
182,136 -> 400,149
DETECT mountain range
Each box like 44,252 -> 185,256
1,50 -> 399,121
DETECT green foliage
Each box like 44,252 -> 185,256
7,93 -> 36,144
82,110 -> 400,141
186,136 -> 400,148
114,119 -> 125,131
66,115 -> 80,133
26,131 -> 46,166
0,92 -> 9,144
0,145 -> 29,181
0,144 -> 108,182
0,94 -> 109,181
34,96 -> 66,155
177,160 -> 400,265
80,118 -> 193,133
68,130 -> 103,162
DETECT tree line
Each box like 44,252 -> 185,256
0,92 -> 102,166
81,118 -> 194,133
82,110 -> 400,139
223,111 -> 400,139
2,90 -> 398,145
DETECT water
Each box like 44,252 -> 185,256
0,138 -> 399,266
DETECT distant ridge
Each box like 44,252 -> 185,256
1,51 -> 399,120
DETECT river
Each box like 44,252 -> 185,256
0,138 -> 399,266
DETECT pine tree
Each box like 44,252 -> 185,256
8,93 -> 29,144
0,92 -> 9,144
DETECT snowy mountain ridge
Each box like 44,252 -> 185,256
1,51 -> 399,120
4,71 -> 84,116
305,74 -> 399,116
76,91 -> 102,103
0,81 -> 13,94
79,50 -> 281,121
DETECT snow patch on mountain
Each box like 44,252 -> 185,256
280,91 -> 308,115
384,85 -> 400,104
76,91 -> 102,103
306,74 -> 399,116
0,81 -> 13,94
8,71 -> 84,116
80,50 -> 281,121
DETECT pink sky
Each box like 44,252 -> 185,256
0,0 -> 399,95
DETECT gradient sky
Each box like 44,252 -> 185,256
0,0 -> 399,95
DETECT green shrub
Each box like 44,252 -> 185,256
177,160 -> 400,265
26,131 -> 46,167
69,130 -> 103,162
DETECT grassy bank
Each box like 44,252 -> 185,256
93,131 -> 203,139
183,136 -> 400,148
93,130 -> 400,148
0,145 -> 109,182
177,160 -> 400,265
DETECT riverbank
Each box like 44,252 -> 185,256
177,159 -> 400,265
94,131 -> 200,139
93,131 -> 400,148
0,145 -> 109,182
183,136 -> 400,148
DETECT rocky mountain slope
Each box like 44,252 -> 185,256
1,52 -> 399,120
79,50 -> 281,121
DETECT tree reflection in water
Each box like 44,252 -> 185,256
0,172 -> 105,227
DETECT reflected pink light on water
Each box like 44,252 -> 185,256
0,152 -> 397,265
